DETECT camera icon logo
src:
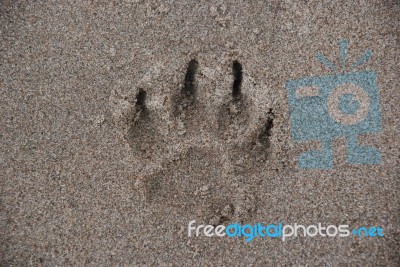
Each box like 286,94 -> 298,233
286,40 -> 382,169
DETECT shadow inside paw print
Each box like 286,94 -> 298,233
125,88 -> 163,156
218,61 -> 275,170
174,59 -> 198,115
244,107 -> 275,166
141,147 -> 231,206
172,59 -> 210,136
117,59 -> 274,222
218,60 -> 251,140
140,147 -> 257,224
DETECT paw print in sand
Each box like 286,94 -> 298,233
111,59 -> 275,224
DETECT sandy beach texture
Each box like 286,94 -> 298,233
1,0 -> 399,266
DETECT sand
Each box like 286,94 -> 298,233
1,0 -> 399,266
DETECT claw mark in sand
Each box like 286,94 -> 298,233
258,108 -> 275,148
232,60 -> 243,100
182,59 -> 199,100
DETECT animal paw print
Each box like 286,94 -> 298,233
111,59 -> 275,223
